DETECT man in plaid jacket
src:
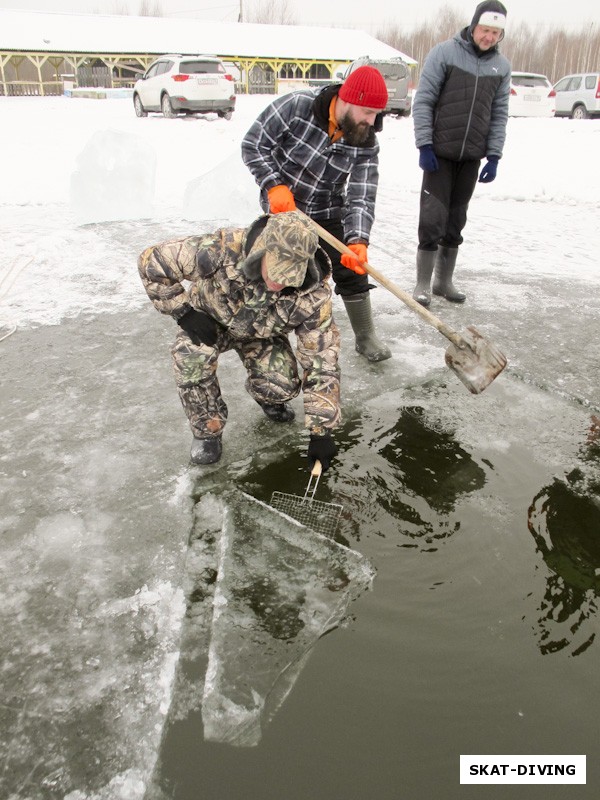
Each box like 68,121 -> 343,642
242,66 -> 392,363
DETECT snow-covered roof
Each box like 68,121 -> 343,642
0,8 -> 417,65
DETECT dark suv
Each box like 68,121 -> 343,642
339,56 -> 412,117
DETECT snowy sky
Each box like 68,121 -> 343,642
0,0 -> 597,33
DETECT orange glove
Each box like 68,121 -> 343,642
267,184 -> 296,213
340,243 -> 368,275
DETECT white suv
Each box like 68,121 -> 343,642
133,55 -> 236,119
553,72 -> 600,119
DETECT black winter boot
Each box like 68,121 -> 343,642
342,293 -> 392,362
258,402 -> 295,423
190,435 -> 222,465
413,248 -> 436,307
432,246 -> 466,302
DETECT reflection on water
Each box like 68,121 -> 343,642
241,406 -> 488,553
334,406 -> 487,550
376,406 -> 487,513
528,469 -> 600,656
527,416 -> 600,656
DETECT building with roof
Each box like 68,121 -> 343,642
0,8 -> 416,97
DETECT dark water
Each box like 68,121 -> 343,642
148,386 -> 600,800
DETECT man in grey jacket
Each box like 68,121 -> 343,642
412,1 -> 510,306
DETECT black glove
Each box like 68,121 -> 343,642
307,433 -> 337,472
177,309 -> 219,347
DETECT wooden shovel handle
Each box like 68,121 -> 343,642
303,213 -> 466,349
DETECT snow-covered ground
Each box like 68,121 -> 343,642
1,95 -> 599,800
1,95 -> 599,326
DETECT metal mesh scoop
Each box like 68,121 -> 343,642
271,460 -> 343,537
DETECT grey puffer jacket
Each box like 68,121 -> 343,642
413,28 -> 510,161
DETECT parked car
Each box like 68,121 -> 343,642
553,72 -> 600,119
337,56 -> 412,117
508,71 -> 555,117
133,54 -> 236,119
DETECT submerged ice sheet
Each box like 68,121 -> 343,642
148,488 -> 374,764
202,491 -> 374,746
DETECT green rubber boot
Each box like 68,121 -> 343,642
432,246 -> 466,302
342,292 -> 392,362
413,248 -> 436,307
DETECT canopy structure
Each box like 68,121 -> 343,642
0,8 -> 417,96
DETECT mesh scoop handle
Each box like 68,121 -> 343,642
305,460 -> 322,500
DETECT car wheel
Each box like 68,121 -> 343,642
218,110 -> 233,120
571,105 -> 588,120
161,94 -> 177,118
133,94 -> 148,118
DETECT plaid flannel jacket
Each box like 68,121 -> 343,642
241,85 -> 381,244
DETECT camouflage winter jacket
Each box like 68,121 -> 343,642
138,217 -> 341,433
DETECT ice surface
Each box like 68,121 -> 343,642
182,153 -> 260,227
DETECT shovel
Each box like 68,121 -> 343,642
304,214 -> 507,395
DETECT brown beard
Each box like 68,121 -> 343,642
338,111 -> 371,146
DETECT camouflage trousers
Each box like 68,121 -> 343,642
171,330 -> 302,439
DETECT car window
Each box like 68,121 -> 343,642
180,61 -> 224,75
156,61 -> 173,75
585,75 -> 596,89
511,75 -> 549,88
569,77 -> 582,90
553,77 -> 570,92
370,63 -> 407,80
145,63 -> 161,79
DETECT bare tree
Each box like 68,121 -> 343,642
110,0 -> 130,14
138,0 -> 163,16
245,0 -> 297,25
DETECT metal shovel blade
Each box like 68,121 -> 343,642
444,325 -> 507,395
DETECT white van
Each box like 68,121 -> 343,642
553,72 -> 600,119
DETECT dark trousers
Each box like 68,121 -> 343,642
417,157 -> 480,251
312,217 -> 370,296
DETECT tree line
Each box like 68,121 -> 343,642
376,7 -> 599,84
96,1 -> 598,83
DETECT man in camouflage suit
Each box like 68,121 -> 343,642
138,211 -> 340,466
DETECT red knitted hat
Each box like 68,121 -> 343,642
338,65 -> 388,109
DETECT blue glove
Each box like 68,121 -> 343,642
478,156 -> 499,183
418,145 -> 439,172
